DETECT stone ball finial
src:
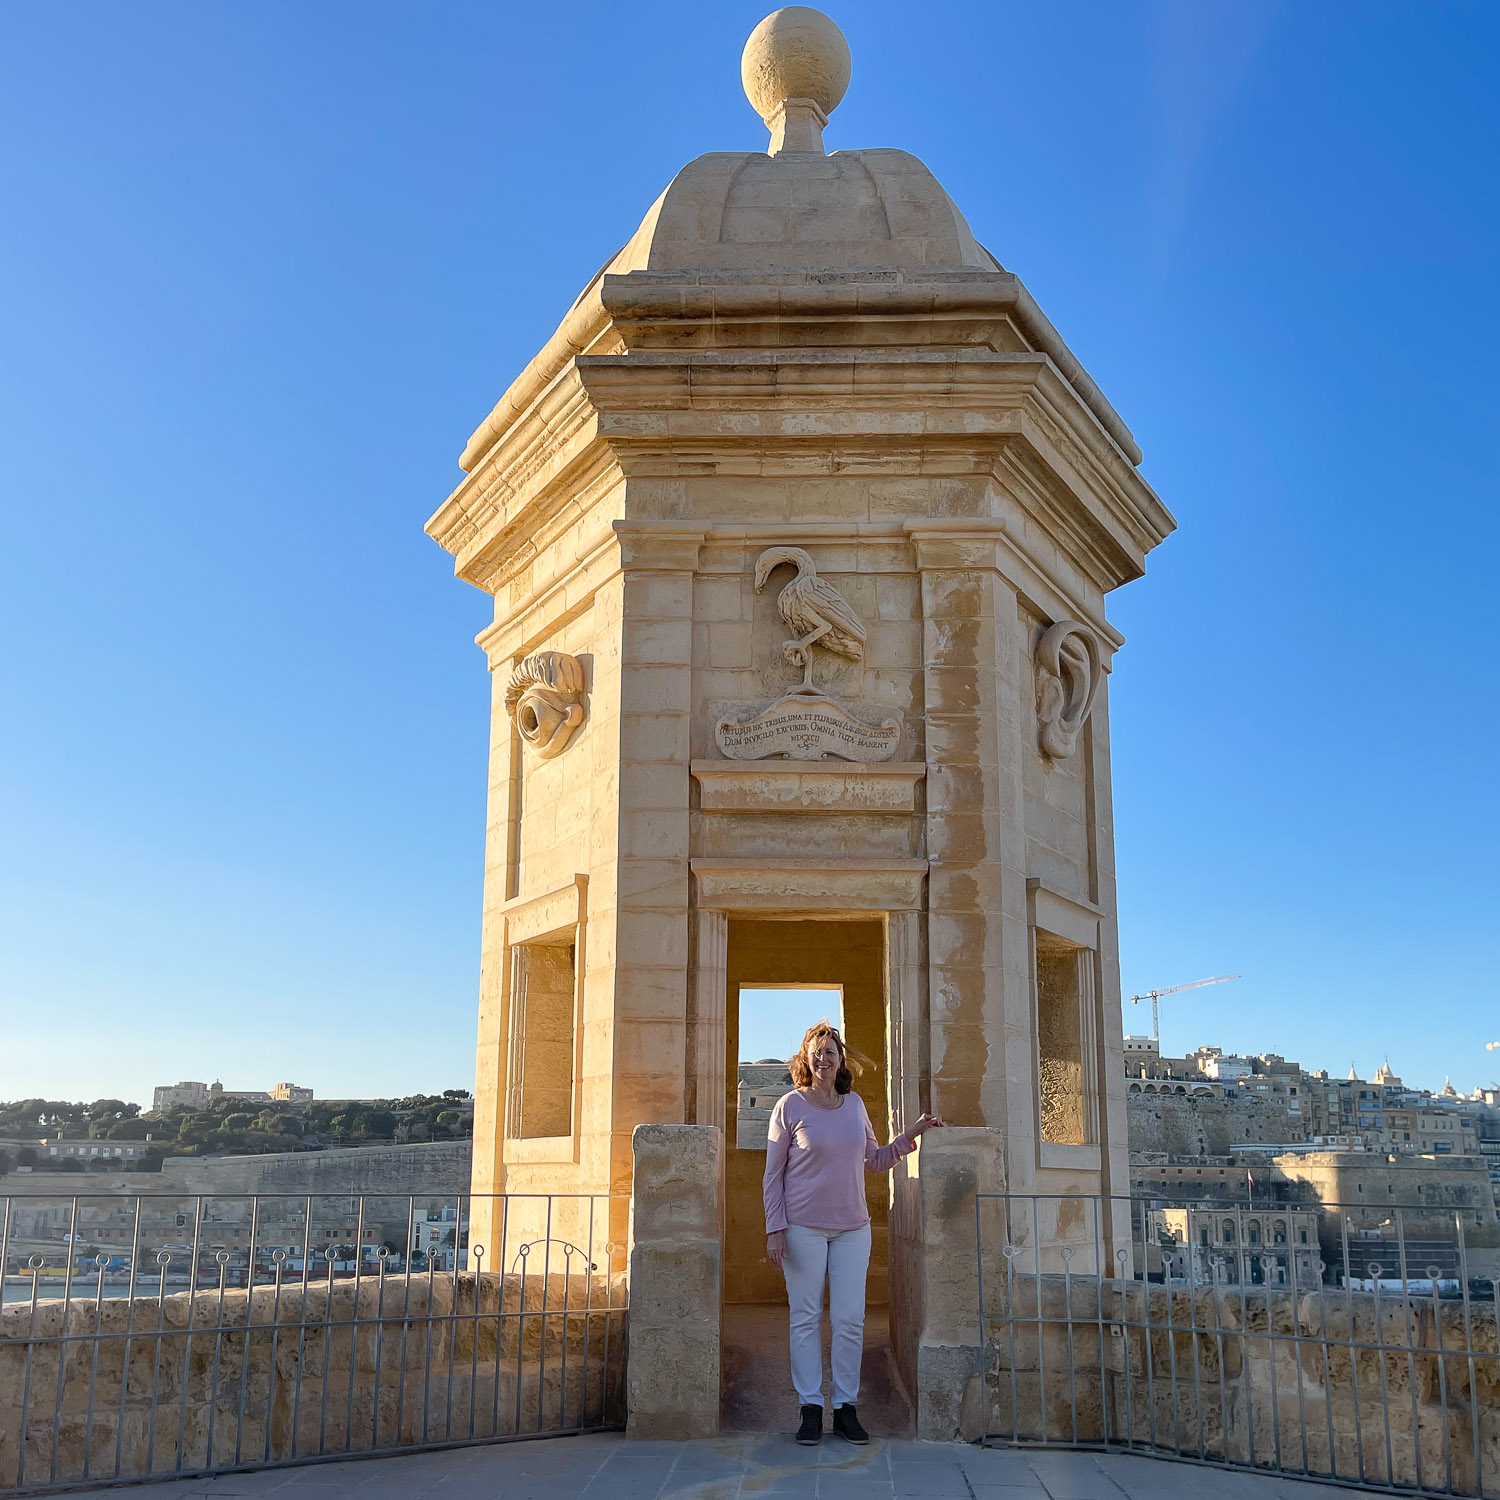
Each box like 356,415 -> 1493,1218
741,8 -> 851,155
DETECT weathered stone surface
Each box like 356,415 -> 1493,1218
978,1269 -> 1500,1494
626,1125 -> 720,1440
0,1270 -> 624,1488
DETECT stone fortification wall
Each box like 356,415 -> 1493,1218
1127,1089 -> 1300,1157
155,1141 -> 472,1198
1,1143 -> 472,1202
0,1265 -> 623,1489
985,1272 -> 1498,1493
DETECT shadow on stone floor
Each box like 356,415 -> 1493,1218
719,1304 -> 913,1439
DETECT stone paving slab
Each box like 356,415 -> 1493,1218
49,1435 -> 1394,1500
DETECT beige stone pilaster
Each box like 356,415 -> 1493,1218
689,908 -> 728,1133
608,523 -> 705,1201
906,524 -> 1029,1154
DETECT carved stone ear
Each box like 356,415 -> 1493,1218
505,651 -> 586,759
1035,622 -> 1100,760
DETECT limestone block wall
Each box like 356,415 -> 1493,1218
985,1273 -> 1499,1493
1126,1091 -> 1304,1157
0,1269 -> 625,1490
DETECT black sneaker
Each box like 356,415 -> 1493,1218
832,1403 -> 868,1444
796,1404 -> 824,1445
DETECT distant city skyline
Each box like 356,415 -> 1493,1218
0,993 -> 1492,1109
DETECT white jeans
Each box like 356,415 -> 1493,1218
781,1222 -> 871,1408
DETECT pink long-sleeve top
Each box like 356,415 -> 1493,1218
762,1088 -> 914,1234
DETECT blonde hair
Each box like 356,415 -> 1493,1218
788,1020 -> 863,1095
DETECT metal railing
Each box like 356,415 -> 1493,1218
976,1191 -> 1499,1498
0,1191 -> 628,1494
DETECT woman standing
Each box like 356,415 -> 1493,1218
763,1021 -> 943,1446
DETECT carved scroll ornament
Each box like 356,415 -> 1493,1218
1035,621 -> 1100,760
505,651 -> 585,759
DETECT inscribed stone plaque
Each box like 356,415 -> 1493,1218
713,694 -> 901,762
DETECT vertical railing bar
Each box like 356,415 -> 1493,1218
1371,1270 -> 1396,1486
111,1196 -> 144,1480
316,1240 -> 337,1457
394,1194 -> 415,1452
1178,1211 -> 1206,1464
588,1200 -> 606,1422
346,1195 -> 367,1455
232,1195 -> 261,1467
1427,1269 -> 1452,1496
289,1194 -> 314,1463
1140,1196 -> 1158,1454
1394,1207 -> 1423,1494
1093,1196 -> 1111,1449
420,1206 -> 438,1443
974,1193 -> 988,1442
261,1250 -> 287,1465
1456,1212 -> 1483,1500
201,1249 -> 229,1470
1063,1245 -> 1078,1445
0,1197 -> 11,1473
1161,1235 -> 1180,1458
1312,1230 -> 1336,1484
0,1193 -> 10,1317
1118,1245 -> 1134,1453
492,1195 -> 510,1438
1339,1209 -> 1366,1485
579,1195 -> 594,1430
370,1241 -> 389,1452
468,1230 -> 482,1439
81,1239 -> 108,1482
47,1194 -> 82,1485
1025,1197 -> 1041,1443
1233,1204 -> 1254,1471
512,1234 -> 526,1437
1286,1220 -> 1310,1477
16,1246 -> 46,1490
444,1194 -> 463,1440
144,1247 -> 171,1476
538,1195 -> 554,1432
1006,1231 -> 1020,1441
558,1210 -> 573,1435
172,1195 -> 205,1474
1263,1251 -> 1282,1474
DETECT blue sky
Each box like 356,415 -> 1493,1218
1,2 -> 1496,1106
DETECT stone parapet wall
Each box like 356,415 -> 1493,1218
984,1272 -> 1499,1495
0,1267 -> 623,1491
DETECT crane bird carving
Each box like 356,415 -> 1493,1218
753,545 -> 866,692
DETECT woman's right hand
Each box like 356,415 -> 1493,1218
766,1230 -> 787,1269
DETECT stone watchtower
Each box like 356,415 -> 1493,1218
427,8 -> 1173,1433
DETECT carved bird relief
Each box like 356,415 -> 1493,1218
753,545 -> 867,693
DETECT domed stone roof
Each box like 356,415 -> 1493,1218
604,147 -> 1000,276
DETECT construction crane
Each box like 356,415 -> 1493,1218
1129,974 -> 1240,1043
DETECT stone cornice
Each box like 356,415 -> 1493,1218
427,349 -> 1171,600
453,271 -> 1147,476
